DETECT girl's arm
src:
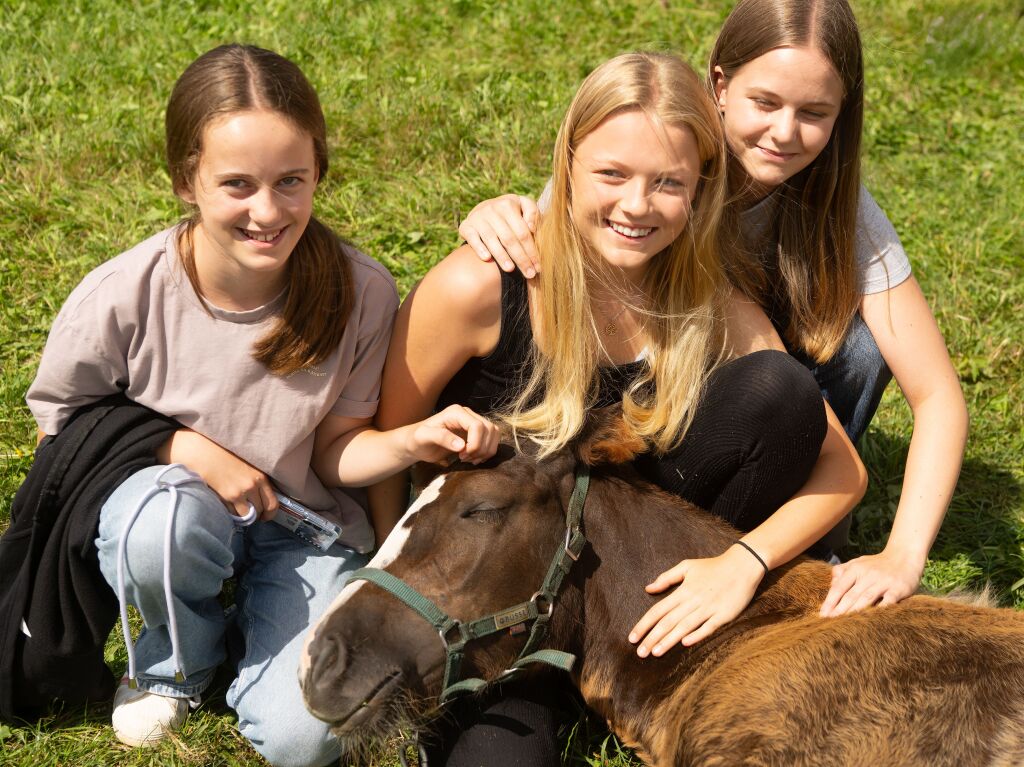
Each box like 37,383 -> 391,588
819,276 -> 967,616
630,290 -> 867,654
458,194 -> 542,277
311,405 -> 498,489
158,429 -> 281,520
365,245 -> 505,543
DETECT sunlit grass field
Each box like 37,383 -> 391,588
1,0 -> 1021,764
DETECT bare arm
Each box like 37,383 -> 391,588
631,290 -> 867,654
820,276 -> 967,616
312,406 -> 498,489
365,245 -> 505,543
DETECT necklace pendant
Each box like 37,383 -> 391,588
604,321 -> 618,337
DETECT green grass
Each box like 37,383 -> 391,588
2,0 -> 1022,764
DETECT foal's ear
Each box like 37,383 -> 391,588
411,461 -> 445,492
576,406 -> 647,465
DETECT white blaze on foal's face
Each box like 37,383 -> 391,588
299,474 -> 448,678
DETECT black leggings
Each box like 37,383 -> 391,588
423,349 -> 826,766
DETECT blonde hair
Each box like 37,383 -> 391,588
505,52 -> 730,459
710,0 -> 864,363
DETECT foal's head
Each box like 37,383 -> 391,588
300,418 -> 641,744
299,445 -> 575,739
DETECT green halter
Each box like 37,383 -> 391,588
348,464 -> 590,704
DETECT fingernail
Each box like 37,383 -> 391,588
636,646 -> 648,658
525,268 -> 536,279
628,633 -> 637,643
652,644 -> 663,656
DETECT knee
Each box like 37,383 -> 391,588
239,709 -> 340,767
98,469 -> 234,592
727,350 -> 825,438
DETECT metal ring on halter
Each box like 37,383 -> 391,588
563,527 -> 580,561
530,591 -> 554,618
438,621 -> 467,650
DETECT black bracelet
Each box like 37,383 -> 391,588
735,540 -> 769,577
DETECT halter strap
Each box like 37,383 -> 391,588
348,463 -> 590,703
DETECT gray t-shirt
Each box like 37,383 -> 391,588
27,227 -> 399,552
739,185 -> 912,295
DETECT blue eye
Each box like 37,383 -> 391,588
223,178 -> 248,189
596,169 -> 624,178
279,176 -> 302,188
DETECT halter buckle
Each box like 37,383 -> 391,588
439,620 -> 468,650
530,591 -> 554,618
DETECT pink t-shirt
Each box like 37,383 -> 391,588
26,226 -> 399,552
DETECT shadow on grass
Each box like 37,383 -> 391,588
846,428 -> 1024,602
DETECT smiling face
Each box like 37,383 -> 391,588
714,45 -> 844,199
569,109 -> 701,284
181,109 -> 317,299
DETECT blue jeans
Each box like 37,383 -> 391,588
96,465 -> 367,767
792,312 -> 892,445
790,313 -> 892,550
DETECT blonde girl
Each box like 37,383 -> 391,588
373,50 -> 863,767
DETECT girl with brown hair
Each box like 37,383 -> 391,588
25,44 -> 496,765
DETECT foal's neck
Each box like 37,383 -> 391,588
552,469 -> 832,755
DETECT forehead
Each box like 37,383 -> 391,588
732,46 -> 843,103
573,109 -> 701,176
198,109 -> 315,172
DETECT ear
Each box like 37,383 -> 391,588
575,406 -> 646,465
712,66 -> 728,111
410,461 -> 445,493
176,182 -> 196,206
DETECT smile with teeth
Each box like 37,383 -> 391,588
607,220 -> 654,238
239,227 -> 284,242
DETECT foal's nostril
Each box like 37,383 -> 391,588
309,633 -> 348,689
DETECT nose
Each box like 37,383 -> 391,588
303,631 -> 349,706
770,109 -> 798,147
249,186 -> 281,227
619,178 -> 651,217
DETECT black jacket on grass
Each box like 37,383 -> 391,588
0,395 -> 178,721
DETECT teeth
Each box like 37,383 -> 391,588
244,228 -> 282,242
608,221 -> 653,238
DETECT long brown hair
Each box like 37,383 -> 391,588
711,0 -> 863,363
505,52 -> 730,458
165,44 -> 353,376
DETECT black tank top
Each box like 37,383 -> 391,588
437,270 -> 644,416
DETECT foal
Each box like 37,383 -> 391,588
302,423 -> 1024,766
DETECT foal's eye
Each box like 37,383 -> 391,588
460,504 -> 508,523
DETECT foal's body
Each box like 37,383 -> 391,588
303,445 -> 1024,767
547,471 -> 1024,765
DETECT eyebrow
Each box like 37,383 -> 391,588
746,88 -> 839,109
212,167 -> 312,180
586,156 -> 693,178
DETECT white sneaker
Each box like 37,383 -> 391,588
111,678 -> 192,746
